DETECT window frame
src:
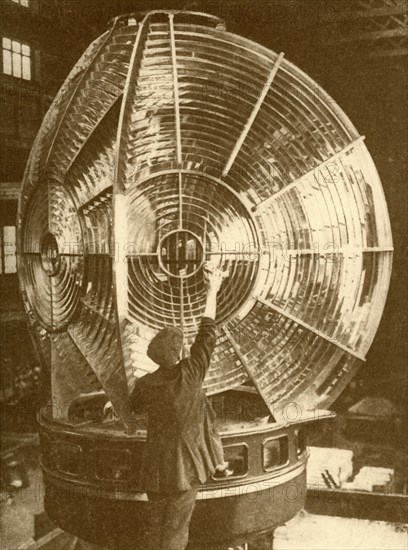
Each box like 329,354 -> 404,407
262,434 -> 290,472
2,36 -> 32,80
90,447 -> 135,482
211,442 -> 249,481
55,442 -> 83,478
295,428 -> 308,458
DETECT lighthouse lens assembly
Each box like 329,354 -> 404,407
18,10 -> 392,414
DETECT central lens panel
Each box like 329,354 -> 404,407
158,230 -> 203,278
125,171 -> 260,336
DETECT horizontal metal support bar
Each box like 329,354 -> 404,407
127,253 -> 158,258
279,246 -> 394,255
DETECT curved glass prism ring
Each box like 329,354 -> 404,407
17,10 -> 392,430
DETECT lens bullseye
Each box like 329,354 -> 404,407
40,232 -> 60,275
158,230 -> 203,278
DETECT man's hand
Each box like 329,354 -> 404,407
203,262 -> 229,319
204,262 -> 228,294
103,400 -> 119,422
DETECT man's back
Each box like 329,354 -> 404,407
131,318 -> 223,492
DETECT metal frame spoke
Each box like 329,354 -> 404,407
44,18 -> 121,172
223,328 -> 275,417
253,136 -> 366,212
222,52 -> 284,178
169,13 -> 182,166
256,297 -> 366,361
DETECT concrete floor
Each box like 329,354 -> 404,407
274,511 -> 407,550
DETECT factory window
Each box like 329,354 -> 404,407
0,226 -> 17,274
212,443 -> 248,480
12,0 -> 29,6
2,37 -> 31,80
263,436 -> 289,471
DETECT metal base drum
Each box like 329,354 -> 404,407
38,389 -> 327,549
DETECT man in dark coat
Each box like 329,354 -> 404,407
130,264 -> 227,550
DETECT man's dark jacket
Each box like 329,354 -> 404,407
130,317 -> 223,493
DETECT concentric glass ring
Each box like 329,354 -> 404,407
17,11 -> 393,426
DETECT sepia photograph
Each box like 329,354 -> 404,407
0,1 -> 407,549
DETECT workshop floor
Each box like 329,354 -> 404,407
1,433 -> 44,550
274,511 -> 407,550
1,432 -> 407,550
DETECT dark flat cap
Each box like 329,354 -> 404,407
147,326 -> 183,366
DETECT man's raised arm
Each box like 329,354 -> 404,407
187,264 -> 226,382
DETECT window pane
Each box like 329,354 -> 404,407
22,44 -> 30,56
4,226 -> 17,274
3,38 -> 11,50
3,50 -> 12,75
296,429 -> 307,457
91,449 -> 135,482
12,41 -> 21,53
56,442 -> 82,476
263,436 -> 289,470
21,0 -> 30,7
22,55 -> 31,80
3,227 -> 16,244
212,444 -> 248,479
12,52 -> 22,78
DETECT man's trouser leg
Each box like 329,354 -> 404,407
145,492 -> 166,550
147,484 -> 199,550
